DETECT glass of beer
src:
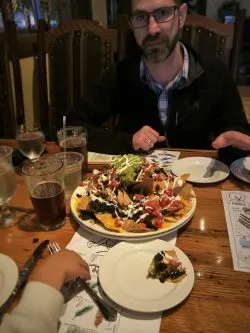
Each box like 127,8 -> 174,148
22,159 -> 66,230
57,126 -> 88,171
47,152 -> 83,199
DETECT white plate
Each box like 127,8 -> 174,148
70,187 -> 196,241
0,254 -> 18,307
99,240 -> 195,312
171,157 -> 230,183
230,157 -> 250,183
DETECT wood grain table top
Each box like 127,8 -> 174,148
0,139 -> 250,333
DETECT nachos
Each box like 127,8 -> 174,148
73,155 -> 195,233
147,249 -> 186,283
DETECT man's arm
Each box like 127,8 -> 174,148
214,63 -> 250,136
66,65 -> 134,154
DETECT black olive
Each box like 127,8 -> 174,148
76,194 -> 82,198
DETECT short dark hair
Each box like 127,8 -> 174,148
131,0 -> 186,8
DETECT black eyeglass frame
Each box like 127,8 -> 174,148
129,5 -> 180,29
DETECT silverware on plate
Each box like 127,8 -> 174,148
0,240 -> 49,317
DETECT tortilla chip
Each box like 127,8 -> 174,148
117,190 -> 132,207
133,178 -> 154,195
79,196 -> 90,210
122,219 -> 148,232
180,174 -> 190,182
95,213 -> 122,232
177,184 -> 195,201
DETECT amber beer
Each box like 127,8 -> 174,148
59,136 -> 88,171
30,181 -> 66,230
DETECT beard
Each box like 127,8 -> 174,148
140,30 -> 180,63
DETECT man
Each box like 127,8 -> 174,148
67,0 -> 250,154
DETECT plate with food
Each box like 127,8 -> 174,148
98,240 -> 194,312
171,157 -> 230,184
71,154 -> 196,241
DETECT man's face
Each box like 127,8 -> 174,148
130,0 -> 187,63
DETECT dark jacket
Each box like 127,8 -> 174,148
67,45 -> 250,154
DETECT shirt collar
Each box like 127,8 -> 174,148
140,42 -> 189,90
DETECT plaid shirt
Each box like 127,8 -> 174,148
140,43 -> 189,127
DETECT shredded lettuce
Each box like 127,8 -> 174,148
110,154 -> 143,184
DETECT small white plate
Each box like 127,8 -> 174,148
99,240 -> 194,313
230,157 -> 250,183
171,157 -> 230,183
0,254 -> 18,307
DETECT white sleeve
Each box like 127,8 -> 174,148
0,281 -> 64,333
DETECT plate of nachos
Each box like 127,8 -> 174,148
71,154 -> 196,240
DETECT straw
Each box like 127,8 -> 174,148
62,116 -> 67,178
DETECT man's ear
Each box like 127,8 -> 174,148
179,3 -> 188,29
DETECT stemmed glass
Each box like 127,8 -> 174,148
16,125 -> 45,162
0,158 -> 17,228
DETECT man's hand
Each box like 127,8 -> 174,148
132,126 -> 166,151
30,250 -> 91,290
212,131 -> 250,151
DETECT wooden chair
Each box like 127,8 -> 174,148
181,10 -> 246,80
44,21 -> 118,138
0,39 -> 16,138
117,10 -> 246,81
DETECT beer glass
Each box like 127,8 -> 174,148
57,126 -> 88,171
22,159 -> 66,230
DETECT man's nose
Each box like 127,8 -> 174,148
148,15 -> 161,35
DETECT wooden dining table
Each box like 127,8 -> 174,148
0,139 -> 250,333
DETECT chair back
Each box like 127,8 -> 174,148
46,23 -> 117,137
0,39 -> 16,138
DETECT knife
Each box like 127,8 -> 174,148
0,240 -> 49,316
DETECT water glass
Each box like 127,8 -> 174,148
47,152 -> 84,199
0,157 -> 16,228
0,146 -> 13,165
57,126 -> 88,171
16,125 -> 45,162
22,159 -> 66,230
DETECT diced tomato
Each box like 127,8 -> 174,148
133,194 -> 145,201
80,181 -> 88,187
144,200 -> 159,210
153,217 -> 163,229
115,220 -> 123,227
159,195 -> 170,208
154,174 -> 163,181
164,189 -> 173,196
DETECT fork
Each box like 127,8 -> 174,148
47,241 -> 117,322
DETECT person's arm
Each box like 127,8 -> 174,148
0,282 -> 63,333
0,250 -> 90,333
66,65 -> 135,154
214,63 -> 250,137
212,131 -> 250,151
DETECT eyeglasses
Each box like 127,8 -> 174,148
129,6 -> 179,29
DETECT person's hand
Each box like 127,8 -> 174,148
132,126 -> 166,151
29,250 -> 90,290
212,131 -> 250,151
